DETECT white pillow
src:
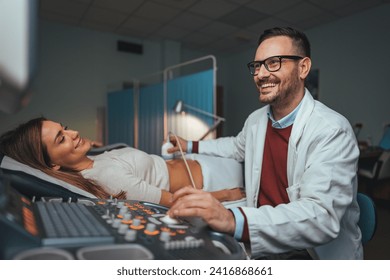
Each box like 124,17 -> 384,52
1,155 -> 96,198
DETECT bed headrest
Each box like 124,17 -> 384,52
0,154 -> 95,199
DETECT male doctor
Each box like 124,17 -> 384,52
168,27 -> 362,259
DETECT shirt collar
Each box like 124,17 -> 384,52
267,98 -> 303,129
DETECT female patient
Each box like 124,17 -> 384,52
0,117 -> 245,207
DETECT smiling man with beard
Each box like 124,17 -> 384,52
167,27 -> 362,260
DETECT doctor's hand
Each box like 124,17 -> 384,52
167,135 -> 188,154
167,186 -> 236,235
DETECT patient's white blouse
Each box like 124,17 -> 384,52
81,147 -> 169,204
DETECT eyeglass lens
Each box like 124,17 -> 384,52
248,56 -> 303,75
249,57 -> 281,75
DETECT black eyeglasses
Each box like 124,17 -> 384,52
247,55 -> 303,75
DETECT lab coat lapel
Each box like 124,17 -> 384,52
250,108 -> 268,207
287,90 -> 315,184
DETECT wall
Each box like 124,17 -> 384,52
1,4 -> 389,145
307,4 -> 390,145
222,4 -> 390,144
181,48 -> 254,137
219,47 -> 258,136
0,20 -> 166,140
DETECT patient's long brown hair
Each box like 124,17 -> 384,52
0,117 -> 126,199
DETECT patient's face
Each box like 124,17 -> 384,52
41,120 -> 92,170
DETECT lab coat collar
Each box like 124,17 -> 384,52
289,88 -> 315,148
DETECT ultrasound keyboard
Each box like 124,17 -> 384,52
35,201 -> 113,246
0,183 -> 246,260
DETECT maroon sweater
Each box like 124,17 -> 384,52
258,120 -> 292,207
238,120 -> 293,242
193,121 -> 292,241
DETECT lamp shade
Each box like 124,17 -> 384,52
173,100 -> 183,114
172,100 -> 225,140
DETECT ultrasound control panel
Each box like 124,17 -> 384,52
0,182 -> 246,260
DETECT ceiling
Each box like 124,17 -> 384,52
40,0 -> 388,54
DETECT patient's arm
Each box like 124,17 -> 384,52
159,190 -> 174,207
210,188 -> 245,202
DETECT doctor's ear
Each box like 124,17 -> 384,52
50,164 -> 61,171
299,57 -> 312,80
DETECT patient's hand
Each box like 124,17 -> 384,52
91,141 -> 103,148
85,138 -> 103,148
225,187 -> 246,201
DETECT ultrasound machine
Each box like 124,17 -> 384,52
0,1 -> 245,260
0,175 -> 246,260
0,133 -> 246,260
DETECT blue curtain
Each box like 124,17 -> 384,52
106,69 -> 214,154
379,125 -> 390,150
138,83 -> 164,155
167,69 -> 214,127
107,89 -> 134,146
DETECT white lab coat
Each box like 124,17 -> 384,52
199,90 -> 363,259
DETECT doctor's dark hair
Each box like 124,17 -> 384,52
0,117 -> 125,200
258,27 -> 311,58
